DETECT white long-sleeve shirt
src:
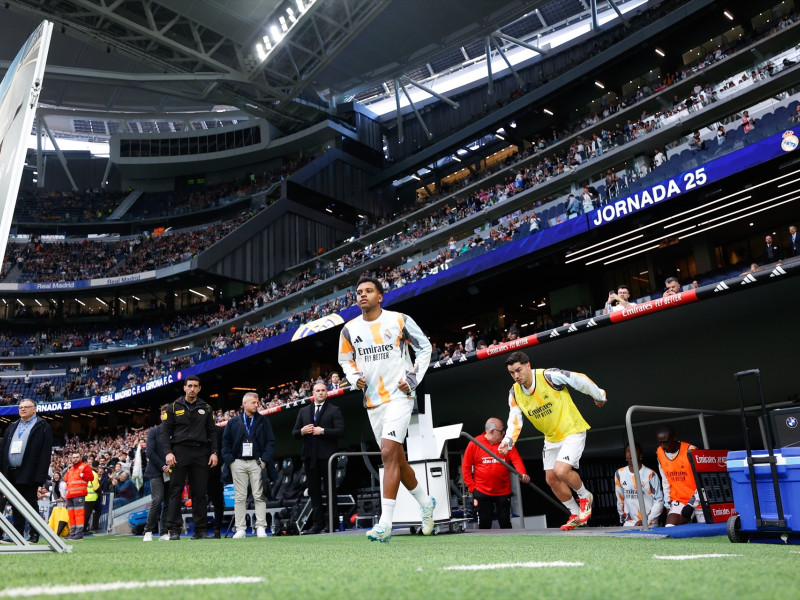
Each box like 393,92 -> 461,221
338,309 -> 431,408
615,464 -> 664,526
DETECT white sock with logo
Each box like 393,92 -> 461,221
408,483 -> 431,507
379,499 -> 396,528
574,484 -> 589,499
563,498 -> 580,515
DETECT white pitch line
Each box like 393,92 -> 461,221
0,577 -> 264,598
653,554 -> 742,561
444,561 -> 583,571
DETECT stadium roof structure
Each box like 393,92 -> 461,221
0,0 -> 606,135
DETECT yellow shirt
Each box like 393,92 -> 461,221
506,368 -> 605,444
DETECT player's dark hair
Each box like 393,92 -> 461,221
356,276 -> 383,293
185,375 -> 201,385
504,350 -> 530,366
624,440 -> 642,455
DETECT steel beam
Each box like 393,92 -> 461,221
399,76 -> 459,109
399,80 -> 433,140
489,35 -> 524,88
486,36 -> 494,95
607,0 -> 630,27
493,31 -> 548,55
40,117 -> 79,192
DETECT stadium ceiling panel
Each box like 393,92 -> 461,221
0,0 -> 555,131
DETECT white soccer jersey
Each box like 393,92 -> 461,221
614,464 -> 664,526
338,309 -> 432,408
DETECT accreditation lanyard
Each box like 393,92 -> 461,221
242,414 -> 255,458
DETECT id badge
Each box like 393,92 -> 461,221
242,442 -> 253,457
10,440 -> 22,454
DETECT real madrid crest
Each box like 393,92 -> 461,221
198,409 -> 206,415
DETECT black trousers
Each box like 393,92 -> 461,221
4,470 -> 39,536
474,490 -> 512,529
166,445 -> 209,534
305,458 -> 336,531
207,465 -> 224,530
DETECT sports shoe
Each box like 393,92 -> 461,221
168,532 -> 180,541
256,527 -> 268,538
420,496 -> 437,535
232,530 -> 247,539
159,534 -> 170,541
560,514 -> 583,531
142,532 -> 153,542
365,523 -> 392,543
578,491 -> 594,524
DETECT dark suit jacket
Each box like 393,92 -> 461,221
292,401 -> 345,463
790,234 -> 799,257
0,417 -> 53,486
762,242 -> 783,263
144,424 -> 167,479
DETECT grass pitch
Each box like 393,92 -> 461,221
0,533 -> 794,600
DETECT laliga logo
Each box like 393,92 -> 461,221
781,130 -> 798,152
291,314 -> 345,341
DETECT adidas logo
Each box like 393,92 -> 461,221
433,361 -> 441,368
459,355 -> 467,362
549,329 -> 560,338
567,324 -> 578,333
741,274 -> 757,285
353,336 -> 363,343
586,319 -> 597,328
446,358 -> 454,365
562,456 -> 569,461
770,265 -> 787,277
714,281 -> 730,293
387,430 -> 397,438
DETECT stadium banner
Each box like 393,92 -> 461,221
587,130 -> 795,229
0,20 -> 53,266
607,289 -> 698,323
90,270 -> 157,287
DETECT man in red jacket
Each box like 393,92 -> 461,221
462,418 -> 530,529
64,453 -> 93,540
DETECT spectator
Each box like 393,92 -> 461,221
742,110 -> 755,132
112,471 -> 137,508
716,125 -> 727,145
789,224 -> 798,257
462,417 -> 530,529
603,284 -> 635,315
327,372 -> 343,391
762,234 -> 783,263
791,105 -> 800,124
653,148 -> 666,168
655,426 -> 704,526
614,441 -> 664,527
566,194 -> 581,218
664,277 -> 681,296
222,392 -> 275,539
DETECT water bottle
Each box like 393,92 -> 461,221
338,515 -> 345,532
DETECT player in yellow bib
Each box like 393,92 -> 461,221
498,351 -> 607,531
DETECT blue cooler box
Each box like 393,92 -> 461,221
727,448 -> 800,531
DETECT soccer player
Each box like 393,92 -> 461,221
498,351 -> 607,531
338,275 -> 435,543
614,441 -> 664,527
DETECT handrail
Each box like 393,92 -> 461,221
624,404 -> 760,531
460,431 -> 569,526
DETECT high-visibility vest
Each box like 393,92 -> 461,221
65,463 -> 93,499
85,471 -> 100,502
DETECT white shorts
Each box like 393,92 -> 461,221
667,500 -> 706,523
542,431 -> 586,470
367,397 -> 413,445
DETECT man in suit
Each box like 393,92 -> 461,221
142,405 -> 170,541
327,373 -> 343,391
762,234 -> 783,263
222,392 -> 275,539
0,398 -> 53,543
292,381 -> 345,534
789,225 -> 799,258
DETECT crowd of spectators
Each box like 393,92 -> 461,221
13,189 -> 127,223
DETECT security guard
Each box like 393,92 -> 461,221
161,375 -> 218,540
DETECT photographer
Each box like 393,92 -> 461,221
602,284 -> 635,315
